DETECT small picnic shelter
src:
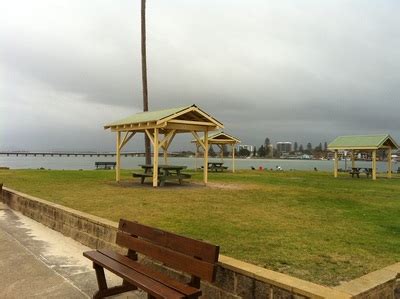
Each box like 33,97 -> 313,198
328,134 -> 399,180
104,105 -> 223,187
192,131 -> 241,173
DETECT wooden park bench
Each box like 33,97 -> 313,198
84,219 -> 219,299
95,162 -> 117,170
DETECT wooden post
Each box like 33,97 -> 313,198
351,151 -> 355,169
334,150 -> 338,178
220,145 -> 224,163
116,131 -> 121,182
372,150 -> 377,180
388,147 -> 392,179
232,144 -> 235,173
194,144 -> 199,172
163,134 -> 168,165
153,128 -> 159,187
203,129 -> 208,185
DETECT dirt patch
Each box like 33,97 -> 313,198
206,182 -> 258,190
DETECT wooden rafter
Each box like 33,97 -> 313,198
168,119 -> 216,126
119,132 -> 136,150
156,106 -> 196,124
144,129 -> 155,146
191,131 -> 206,150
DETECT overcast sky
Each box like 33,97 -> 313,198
1,0 -> 399,151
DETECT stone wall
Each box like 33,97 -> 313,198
5,186 -> 396,299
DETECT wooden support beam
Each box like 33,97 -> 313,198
153,128 -> 159,187
388,147 -> 392,179
351,151 -> 356,169
168,119 -> 217,126
116,132 -> 121,182
204,129 -> 208,185
144,129 -> 155,146
159,130 -> 175,149
167,122 -> 217,132
372,150 -> 377,180
119,132 -> 136,150
194,144 -> 199,172
334,150 -> 338,178
191,131 -> 206,150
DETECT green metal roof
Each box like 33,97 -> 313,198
328,134 -> 399,150
105,105 -> 193,128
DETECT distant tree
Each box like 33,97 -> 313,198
307,142 -> 312,152
315,143 -> 322,152
324,142 -> 328,151
299,144 -> 304,152
238,148 -> 251,157
294,142 -> 298,152
253,146 -> 257,157
264,138 -> 270,147
208,145 -> 216,157
258,145 -> 266,157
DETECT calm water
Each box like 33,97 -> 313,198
0,156 -> 395,172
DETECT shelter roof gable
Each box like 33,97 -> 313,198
191,131 -> 241,143
104,104 -> 223,129
328,134 -> 399,149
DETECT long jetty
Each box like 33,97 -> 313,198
0,151 -> 181,157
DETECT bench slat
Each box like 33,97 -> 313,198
84,250 -> 185,299
98,250 -> 201,298
118,219 -> 219,264
116,232 -> 216,282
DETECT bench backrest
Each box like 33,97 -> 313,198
116,219 -> 219,283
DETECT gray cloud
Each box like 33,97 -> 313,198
1,0 -> 400,151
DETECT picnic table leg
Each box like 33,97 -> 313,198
177,170 -> 183,184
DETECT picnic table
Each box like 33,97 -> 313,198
133,164 -> 191,186
207,162 -> 228,172
350,167 -> 373,178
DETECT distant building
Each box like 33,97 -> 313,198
276,142 -> 292,154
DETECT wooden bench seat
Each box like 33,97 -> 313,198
95,162 -> 116,170
133,172 -> 154,184
84,219 -> 219,299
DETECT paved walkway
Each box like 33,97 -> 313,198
0,202 -> 143,298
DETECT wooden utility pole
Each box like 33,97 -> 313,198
141,0 -> 151,165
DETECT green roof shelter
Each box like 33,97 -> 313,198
104,105 -> 223,187
328,134 -> 399,180
192,131 -> 241,173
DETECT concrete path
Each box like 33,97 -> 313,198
0,203 -> 144,298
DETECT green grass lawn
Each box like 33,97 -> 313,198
1,169 -> 399,286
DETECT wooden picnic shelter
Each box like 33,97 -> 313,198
328,134 -> 399,180
104,105 -> 223,187
192,131 -> 241,173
